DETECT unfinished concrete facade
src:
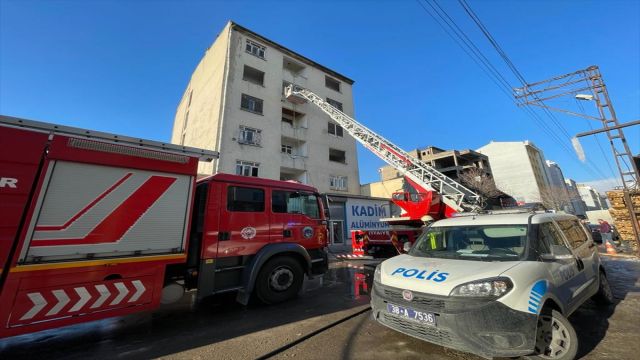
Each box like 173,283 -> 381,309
378,146 -> 491,182
477,141 -> 552,205
363,146 -> 500,204
171,21 -> 359,194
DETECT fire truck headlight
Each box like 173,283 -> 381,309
449,277 -> 513,298
374,264 -> 382,283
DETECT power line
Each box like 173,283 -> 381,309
456,0 -> 574,140
449,0 -> 609,179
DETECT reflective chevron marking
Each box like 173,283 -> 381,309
91,284 -> 111,309
46,290 -> 70,316
18,279 -> 150,322
70,287 -> 91,312
20,293 -> 47,320
129,280 -> 146,302
109,282 -> 129,305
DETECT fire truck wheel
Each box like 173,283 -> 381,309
255,256 -> 304,304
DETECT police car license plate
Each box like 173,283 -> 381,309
386,303 -> 436,326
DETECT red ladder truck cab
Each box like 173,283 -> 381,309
0,116 -> 328,338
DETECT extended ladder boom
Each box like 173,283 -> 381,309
285,85 -> 480,213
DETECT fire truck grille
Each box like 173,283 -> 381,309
382,288 -> 446,312
68,138 -> 189,164
382,313 -> 459,347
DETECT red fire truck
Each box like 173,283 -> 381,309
0,115 -> 328,338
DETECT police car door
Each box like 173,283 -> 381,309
538,221 -> 582,311
555,219 -> 598,309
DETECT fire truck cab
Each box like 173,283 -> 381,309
173,173 -> 328,305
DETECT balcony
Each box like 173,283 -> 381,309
281,122 -> 308,139
281,153 -> 307,170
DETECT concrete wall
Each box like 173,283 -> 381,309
586,209 -> 613,224
360,178 -> 405,198
171,23 -> 231,175
477,141 -> 548,204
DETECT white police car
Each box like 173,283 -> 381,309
371,211 -> 613,359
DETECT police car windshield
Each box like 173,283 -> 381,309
409,225 -> 528,261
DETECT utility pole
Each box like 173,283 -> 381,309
514,65 -> 640,252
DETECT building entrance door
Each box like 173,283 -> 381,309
329,220 -> 344,245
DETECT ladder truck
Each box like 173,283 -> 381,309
285,85 -> 481,257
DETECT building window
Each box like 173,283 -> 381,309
281,144 -> 293,154
328,122 -> 343,137
327,98 -> 343,111
236,160 -> 260,177
238,126 -> 261,146
283,57 -> 305,75
245,39 -> 266,59
241,94 -> 264,114
243,65 -> 265,86
329,175 -> 348,191
325,76 -> 341,92
329,148 -> 346,163
227,186 -> 265,212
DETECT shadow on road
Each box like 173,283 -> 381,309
0,261 -> 378,360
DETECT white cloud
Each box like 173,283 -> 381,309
578,177 -> 622,193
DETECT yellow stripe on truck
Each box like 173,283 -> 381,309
10,254 -> 186,272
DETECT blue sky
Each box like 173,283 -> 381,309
1,0 -> 638,191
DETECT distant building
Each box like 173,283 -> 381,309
599,194 -> 610,210
477,141 -> 553,206
545,160 -> 574,213
577,184 -> 607,211
171,21 -> 359,194
564,179 -> 587,217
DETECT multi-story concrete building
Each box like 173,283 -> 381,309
477,141 -> 553,206
378,146 -> 492,182
171,21 -> 359,194
545,160 -> 574,213
577,184 -> 607,211
564,178 -> 587,217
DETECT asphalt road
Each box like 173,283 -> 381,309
1,256 -> 638,360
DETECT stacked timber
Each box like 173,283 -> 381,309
606,190 -> 640,247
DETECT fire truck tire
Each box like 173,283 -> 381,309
255,256 -> 304,304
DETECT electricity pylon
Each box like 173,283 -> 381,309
515,65 -> 640,247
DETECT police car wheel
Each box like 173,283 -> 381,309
530,309 -> 578,360
255,256 -> 303,304
593,270 -> 614,305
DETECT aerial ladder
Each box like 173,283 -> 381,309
285,85 -> 481,257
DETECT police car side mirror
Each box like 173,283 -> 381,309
403,242 -> 412,253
